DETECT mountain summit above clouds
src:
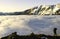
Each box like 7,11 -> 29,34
30,3 -> 60,15
0,3 -> 60,15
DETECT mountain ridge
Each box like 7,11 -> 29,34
0,3 -> 60,15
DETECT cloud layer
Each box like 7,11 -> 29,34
0,15 -> 60,38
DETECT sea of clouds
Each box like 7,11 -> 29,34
0,15 -> 60,38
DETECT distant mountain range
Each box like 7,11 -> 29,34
0,3 -> 60,15
35,4 -> 60,15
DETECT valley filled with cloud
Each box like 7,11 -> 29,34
0,15 -> 60,38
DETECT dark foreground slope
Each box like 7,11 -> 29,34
1,32 -> 60,39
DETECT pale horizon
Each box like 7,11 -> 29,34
0,0 -> 60,12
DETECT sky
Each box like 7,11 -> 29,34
0,0 -> 60,12
0,16 -> 60,38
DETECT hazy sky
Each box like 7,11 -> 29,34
0,0 -> 60,12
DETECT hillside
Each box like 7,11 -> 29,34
1,32 -> 60,39
0,3 -> 60,15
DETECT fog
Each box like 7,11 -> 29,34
0,15 -> 60,38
